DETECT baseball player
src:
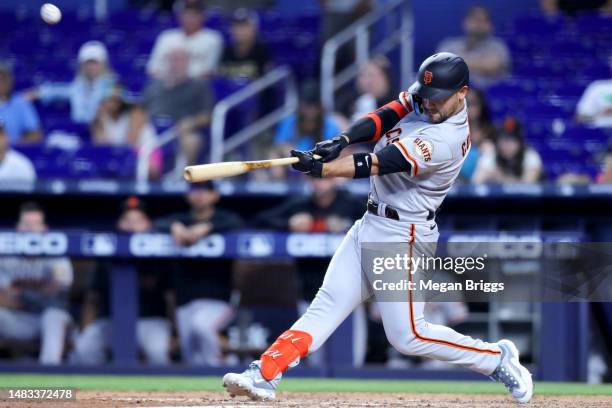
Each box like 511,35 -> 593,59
223,52 -> 533,404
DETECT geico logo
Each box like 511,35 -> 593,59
447,238 -> 543,259
0,232 -> 68,255
286,234 -> 343,257
130,233 -> 225,257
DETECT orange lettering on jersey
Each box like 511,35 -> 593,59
461,134 -> 471,157
413,137 -> 433,162
385,128 -> 402,145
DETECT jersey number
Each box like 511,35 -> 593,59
461,134 -> 471,157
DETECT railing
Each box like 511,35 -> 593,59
320,0 -> 414,111
136,66 -> 298,181
210,65 -> 297,163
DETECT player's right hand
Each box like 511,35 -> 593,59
290,150 -> 323,177
312,135 -> 349,163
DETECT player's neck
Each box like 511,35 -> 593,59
449,99 -> 465,118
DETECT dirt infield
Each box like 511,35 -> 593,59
5,391 -> 612,408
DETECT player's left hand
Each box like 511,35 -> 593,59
291,150 -> 323,177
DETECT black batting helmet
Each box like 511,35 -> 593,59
408,52 -> 469,100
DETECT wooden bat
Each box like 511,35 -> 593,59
184,155 -> 320,182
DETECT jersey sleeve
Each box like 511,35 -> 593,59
342,94 -> 413,145
392,133 -> 453,177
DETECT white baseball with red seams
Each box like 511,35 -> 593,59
290,92 -> 504,375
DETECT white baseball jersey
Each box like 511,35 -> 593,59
370,94 -> 471,222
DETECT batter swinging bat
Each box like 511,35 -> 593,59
184,155 -> 320,182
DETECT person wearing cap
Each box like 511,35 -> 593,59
0,121 -> 36,182
155,182 -> 243,365
436,6 -> 511,86
29,41 -> 116,124
0,64 -> 41,144
472,117 -> 543,183
71,197 -> 173,365
223,52 -> 533,404
147,0 -> 223,79
220,9 -> 272,81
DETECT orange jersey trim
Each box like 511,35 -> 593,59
406,228 -> 500,356
368,112 -> 383,142
394,141 -> 419,176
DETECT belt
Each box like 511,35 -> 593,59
367,196 -> 435,222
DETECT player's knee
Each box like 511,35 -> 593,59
386,319 -> 428,356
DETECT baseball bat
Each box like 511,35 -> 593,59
184,155 -> 320,182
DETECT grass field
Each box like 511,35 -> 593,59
1,374 -> 611,396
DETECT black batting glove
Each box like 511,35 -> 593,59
313,135 -> 349,163
291,149 -> 323,177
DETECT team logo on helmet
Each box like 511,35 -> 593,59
423,70 -> 433,85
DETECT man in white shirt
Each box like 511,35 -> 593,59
0,121 -> 36,183
576,56 -> 612,128
147,0 -> 223,79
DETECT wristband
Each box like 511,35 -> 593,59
353,153 -> 372,179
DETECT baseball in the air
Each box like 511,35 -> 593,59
41,3 -> 62,24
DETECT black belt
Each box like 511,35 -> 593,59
367,197 -> 435,221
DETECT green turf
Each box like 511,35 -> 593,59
0,375 -> 610,396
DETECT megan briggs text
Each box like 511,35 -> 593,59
372,279 -> 505,293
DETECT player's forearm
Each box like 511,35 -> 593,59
322,153 -> 379,178
342,98 -> 411,145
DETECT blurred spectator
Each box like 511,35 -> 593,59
338,56 -> 395,124
473,118 -> 543,183
155,182 -> 243,365
256,177 -> 365,233
540,0 -> 609,15
0,121 -> 36,183
31,41 -> 116,124
147,0 -> 223,79
0,63 -> 41,144
71,198 -> 172,365
576,56 -> 612,128
220,9 -> 272,81
437,6 -> 511,86
142,47 -> 214,176
596,147 -> 612,183
460,88 -> 495,181
92,85 -> 162,179
0,202 -> 72,364
274,82 -> 340,154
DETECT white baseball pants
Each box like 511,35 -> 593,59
292,213 -> 502,375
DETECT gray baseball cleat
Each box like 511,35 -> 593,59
222,360 -> 281,401
491,339 -> 534,404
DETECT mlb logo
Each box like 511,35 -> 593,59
237,234 -> 274,257
81,233 -> 117,256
